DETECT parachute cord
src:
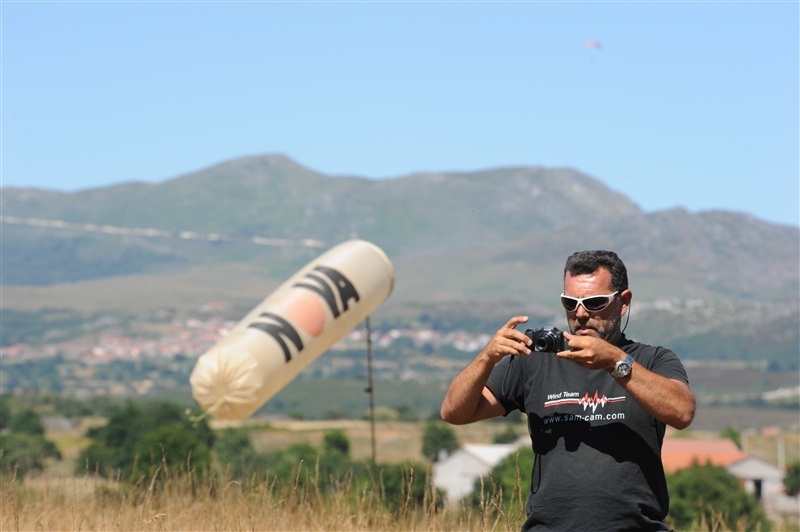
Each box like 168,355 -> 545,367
188,394 -> 228,427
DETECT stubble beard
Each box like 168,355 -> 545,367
568,304 -> 623,345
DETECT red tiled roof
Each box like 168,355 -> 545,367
661,438 -> 748,474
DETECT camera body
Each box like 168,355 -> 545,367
525,327 -> 570,353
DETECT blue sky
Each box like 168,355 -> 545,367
2,1 -> 798,227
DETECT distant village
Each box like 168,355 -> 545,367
0,306 -> 491,398
1,314 -> 491,364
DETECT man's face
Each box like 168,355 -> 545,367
563,268 -> 630,344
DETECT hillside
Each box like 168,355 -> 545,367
3,154 -> 797,293
1,153 -> 798,368
1,154 -> 645,283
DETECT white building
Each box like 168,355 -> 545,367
432,438 -> 528,505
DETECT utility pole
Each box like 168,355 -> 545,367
365,316 -> 377,478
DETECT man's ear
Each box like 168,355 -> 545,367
620,289 -> 632,316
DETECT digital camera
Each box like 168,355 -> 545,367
525,327 -> 569,353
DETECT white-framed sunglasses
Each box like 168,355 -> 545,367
560,291 -> 619,313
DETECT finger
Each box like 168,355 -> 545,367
501,317 -> 532,345
564,333 -> 587,350
495,336 -> 531,356
504,316 -> 529,329
503,328 -> 532,346
500,335 -> 531,351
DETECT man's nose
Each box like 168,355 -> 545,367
574,303 -> 590,318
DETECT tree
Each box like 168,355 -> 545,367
0,407 -> 62,479
320,407 -> 349,420
323,429 -> 350,458
84,402 -> 144,466
394,403 -> 419,422
77,441 -> 117,477
784,461 -> 800,497
0,396 -> 11,430
263,442 -> 320,487
471,447 -> 533,509
720,425 -> 742,449
0,433 -> 61,478
214,428 -> 257,478
10,408 -> 45,436
76,401 -> 214,481
667,464 -> 770,531
373,461 -> 440,511
492,424 -> 520,444
421,420 -> 459,462
134,425 -> 211,477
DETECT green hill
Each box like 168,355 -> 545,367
1,153 -> 798,367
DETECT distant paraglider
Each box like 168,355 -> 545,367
585,39 -> 603,50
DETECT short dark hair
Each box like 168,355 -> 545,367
564,250 -> 628,292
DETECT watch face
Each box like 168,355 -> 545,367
612,356 -> 633,379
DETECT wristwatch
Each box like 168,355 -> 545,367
611,354 -> 634,379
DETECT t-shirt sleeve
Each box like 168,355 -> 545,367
485,355 -> 527,415
642,346 -> 690,385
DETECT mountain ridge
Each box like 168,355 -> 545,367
1,153 -> 797,367
2,153 -> 796,293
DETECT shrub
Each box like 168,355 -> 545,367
0,432 -> 61,478
421,420 -> 459,462
75,401 -> 214,481
784,461 -> 800,497
667,463 -> 770,531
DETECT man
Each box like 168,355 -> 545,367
441,250 -> 696,531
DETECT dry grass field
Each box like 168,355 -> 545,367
3,415 -> 798,531
4,467 -> 521,532
239,419 -> 527,464
2,419 -> 529,531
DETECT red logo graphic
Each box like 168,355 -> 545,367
578,390 -> 626,413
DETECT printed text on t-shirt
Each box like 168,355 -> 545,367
543,412 -> 626,423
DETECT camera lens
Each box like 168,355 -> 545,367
535,334 -> 555,352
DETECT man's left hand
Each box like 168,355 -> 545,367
557,332 -> 623,372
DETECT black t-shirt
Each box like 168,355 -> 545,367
485,335 -> 689,532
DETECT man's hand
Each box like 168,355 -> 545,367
558,332 -> 696,428
441,316 -> 531,425
556,332 -> 623,372
479,316 -> 532,364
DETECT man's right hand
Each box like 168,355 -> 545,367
479,315 -> 533,363
442,316 -> 530,425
